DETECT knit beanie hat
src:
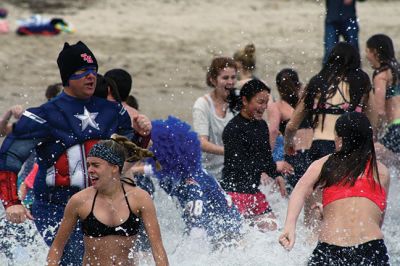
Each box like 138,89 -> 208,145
57,41 -> 98,86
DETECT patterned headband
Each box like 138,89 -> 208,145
88,143 -> 124,169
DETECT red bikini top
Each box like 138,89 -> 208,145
322,162 -> 387,212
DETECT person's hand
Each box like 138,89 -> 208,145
10,105 -> 24,119
279,228 -> 296,251
276,161 -> 294,175
260,172 -> 274,186
275,176 -> 287,197
5,204 -> 34,224
132,114 -> 152,136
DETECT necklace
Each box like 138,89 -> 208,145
222,104 -> 227,112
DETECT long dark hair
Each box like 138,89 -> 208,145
314,112 -> 380,189
276,68 -> 301,108
367,34 -> 400,86
303,42 -> 371,130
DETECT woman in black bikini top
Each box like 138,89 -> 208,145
47,135 -> 169,266
81,181 -> 141,237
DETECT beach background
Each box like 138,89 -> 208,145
1,1 -> 400,265
1,0 -> 400,124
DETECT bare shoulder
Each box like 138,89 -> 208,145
124,185 -> 151,202
124,185 -> 153,213
68,188 -> 96,208
297,155 -> 329,185
237,78 -> 252,89
374,70 -> 390,83
309,155 -> 330,171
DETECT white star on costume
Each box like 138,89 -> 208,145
74,107 -> 100,131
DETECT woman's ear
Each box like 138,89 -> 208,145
210,77 -> 217,88
112,164 -> 120,174
242,95 -> 248,108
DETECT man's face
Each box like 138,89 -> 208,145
65,67 -> 97,99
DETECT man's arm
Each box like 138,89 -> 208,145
117,105 -> 151,148
0,108 -> 47,210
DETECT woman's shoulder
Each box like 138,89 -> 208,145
237,79 -> 251,89
123,185 -> 153,209
194,93 -> 210,106
66,188 -> 96,216
373,67 -> 391,81
124,184 -> 151,199
310,155 -> 330,170
69,187 -> 96,203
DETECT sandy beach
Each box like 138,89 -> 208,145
1,0 -> 400,124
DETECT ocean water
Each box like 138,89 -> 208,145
1,167 -> 399,265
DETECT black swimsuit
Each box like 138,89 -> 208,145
81,184 -> 141,237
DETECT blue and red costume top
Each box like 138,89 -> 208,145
0,92 -> 145,208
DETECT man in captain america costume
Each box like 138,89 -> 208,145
0,41 -> 151,265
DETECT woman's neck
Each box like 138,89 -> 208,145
240,70 -> 253,80
210,90 -> 229,116
210,90 -> 227,105
240,109 -> 252,120
98,178 -> 122,199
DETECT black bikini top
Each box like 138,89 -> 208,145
81,183 -> 141,237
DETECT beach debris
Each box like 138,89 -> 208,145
16,14 -> 74,36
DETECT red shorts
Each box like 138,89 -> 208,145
227,191 -> 272,218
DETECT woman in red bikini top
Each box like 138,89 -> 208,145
279,112 -> 391,265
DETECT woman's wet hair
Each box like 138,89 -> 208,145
276,68 -> 301,108
303,42 -> 371,130
314,112 -> 380,189
206,57 -> 237,88
90,134 -> 158,173
233,43 -> 256,72
94,74 -> 121,102
367,34 -> 400,86
367,34 -> 395,64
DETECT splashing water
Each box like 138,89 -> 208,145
1,167 -> 399,265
